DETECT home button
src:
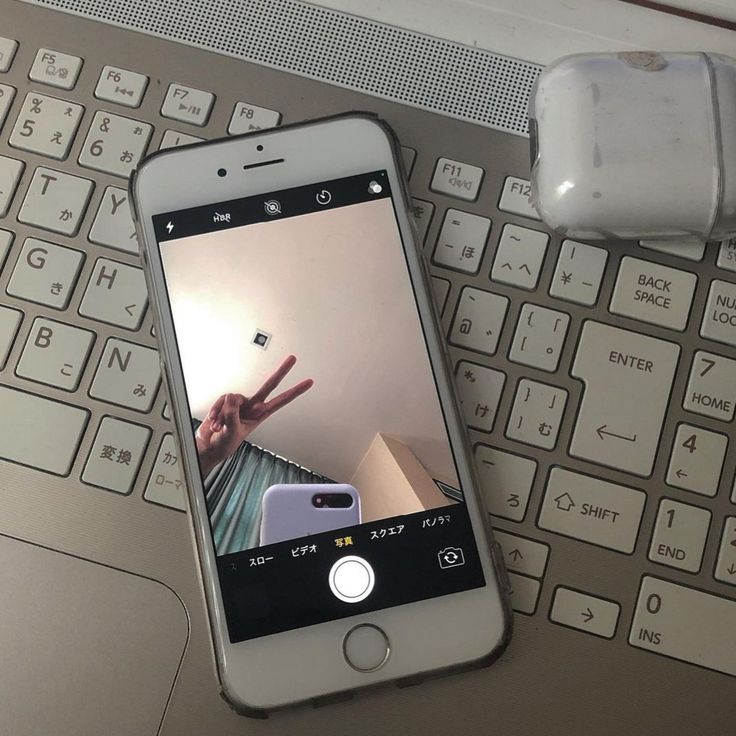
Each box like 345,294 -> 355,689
342,623 -> 390,673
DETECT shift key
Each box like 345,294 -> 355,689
570,322 -> 680,476
539,468 -> 646,553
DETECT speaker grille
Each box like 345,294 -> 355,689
28,0 -> 540,135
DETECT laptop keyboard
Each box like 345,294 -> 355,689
2,33 -> 736,678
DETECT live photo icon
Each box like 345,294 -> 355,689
252,329 -> 272,350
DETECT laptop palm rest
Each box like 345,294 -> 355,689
0,534 -> 189,736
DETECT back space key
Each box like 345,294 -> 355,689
570,322 -> 680,476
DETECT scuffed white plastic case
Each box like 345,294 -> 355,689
530,51 -> 736,241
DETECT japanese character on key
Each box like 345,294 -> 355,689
116,449 -> 132,465
99,444 -> 116,461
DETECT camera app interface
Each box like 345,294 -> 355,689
155,171 -> 485,641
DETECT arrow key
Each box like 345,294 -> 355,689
494,530 -> 549,578
79,257 -> 148,330
551,587 -> 620,639
714,517 -> 736,585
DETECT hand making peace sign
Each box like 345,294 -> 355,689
195,355 -> 314,476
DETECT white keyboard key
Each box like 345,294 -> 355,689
79,258 -> 148,330
507,572 -> 540,615
449,287 -> 508,355
666,423 -> 727,497
88,186 -> 139,254
716,237 -> 736,272
0,228 -> 11,268
550,239 -> 608,306
491,224 -> 548,290
6,237 -> 84,309
161,83 -> 214,127
639,239 -> 705,262
9,93 -> 84,159
0,229 -> 12,270
506,379 -> 567,450
498,176 -> 540,220
29,49 -> 82,90
0,385 -> 89,475
539,468 -> 646,553
16,318 -> 94,391
0,305 -> 22,370
78,111 -> 153,178
162,402 -> 171,420
630,576 -> 736,676
401,147 -> 416,177
95,66 -> 148,108
410,198 -> 434,244
18,167 -> 93,236
648,499 -> 710,573
0,37 -> 18,72
0,154 -> 23,217
430,276 -> 450,315
714,517 -> 736,585
610,256 -> 697,331
228,101 -> 281,134
474,444 -> 537,522
90,338 -> 160,412
430,157 -> 483,201
509,304 -> 569,372
570,322 -> 680,476
455,361 -> 505,432
432,209 -> 491,274
550,588 -> 620,639
701,279 -> 736,346
82,417 -> 151,494
159,129 -> 204,150
0,83 -> 15,130
494,531 -> 548,578
683,350 -> 736,421
144,434 -> 186,511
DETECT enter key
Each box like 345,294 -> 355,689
570,321 -> 680,476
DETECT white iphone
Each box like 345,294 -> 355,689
260,483 -> 361,545
131,114 -> 510,714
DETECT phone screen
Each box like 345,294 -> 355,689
154,171 -> 485,642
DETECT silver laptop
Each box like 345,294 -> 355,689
1,0 -> 735,733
